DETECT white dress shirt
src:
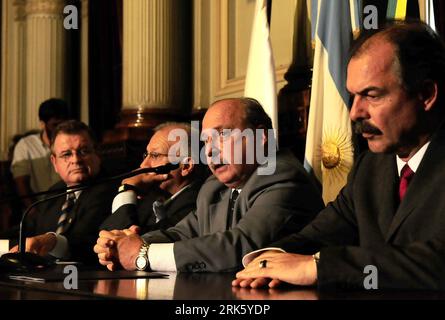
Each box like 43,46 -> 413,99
396,141 -> 430,176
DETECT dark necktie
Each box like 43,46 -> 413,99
56,193 -> 76,234
227,189 -> 240,226
399,164 -> 414,202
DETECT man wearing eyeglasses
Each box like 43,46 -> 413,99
94,98 -> 324,272
99,122 -> 207,233
8,120 -> 117,263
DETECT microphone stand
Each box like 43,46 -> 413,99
1,188 -> 86,272
0,163 -> 180,272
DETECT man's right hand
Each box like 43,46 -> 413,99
9,233 -> 57,256
94,225 -> 141,271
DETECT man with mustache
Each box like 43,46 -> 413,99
234,21 -> 445,290
94,98 -> 323,272
9,120 -> 117,263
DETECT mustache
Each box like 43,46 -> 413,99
353,120 -> 382,135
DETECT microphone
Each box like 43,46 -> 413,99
0,162 -> 180,272
0,163 -> 181,204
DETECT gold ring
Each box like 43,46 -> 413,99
259,259 -> 267,268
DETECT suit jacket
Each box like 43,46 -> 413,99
26,174 -> 118,264
143,150 -> 324,272
274,128 -> 445,290
100,182 -> 202,233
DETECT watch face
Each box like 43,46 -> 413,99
136,256 -> 148,270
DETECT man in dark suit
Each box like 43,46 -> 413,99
94,98 -> 324,272
99,123 -> 207,233
9,120 -> 117,263
234,21 -> 445,290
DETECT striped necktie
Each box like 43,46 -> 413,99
56,193 -> 76,234
227,189 -> 240,226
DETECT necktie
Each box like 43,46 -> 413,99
227,189 -> 240,226
56,193 -> 76,234
399,164 -> 414,201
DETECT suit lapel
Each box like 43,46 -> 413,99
163,184 -> 194,218
376,156 -> 398,237
46,195 -> 67,231
386,129 -> 445,241
208,188 -> 231,233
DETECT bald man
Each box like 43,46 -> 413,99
94,98 -> 324,272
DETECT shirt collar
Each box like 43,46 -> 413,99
65,188 -> 82,200
396,141 -> 431,176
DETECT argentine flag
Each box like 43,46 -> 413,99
304,0 -> 361,204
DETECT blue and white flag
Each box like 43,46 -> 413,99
305,0 -> 361,204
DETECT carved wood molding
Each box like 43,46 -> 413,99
103,107 -> 193,144
13,0 -> 26,21
24,0 -> 65,16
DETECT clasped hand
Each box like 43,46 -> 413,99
93,225 -> 143,271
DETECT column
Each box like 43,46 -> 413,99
0,0 -> 27,160
120,0 -> 191,129
24,0 -> 66,130
80,0 -> 88,124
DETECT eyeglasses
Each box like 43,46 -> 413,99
142,151 -> 171,161
55,148 -> 94,162
142,151 -> 186,162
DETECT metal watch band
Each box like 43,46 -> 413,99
118,183 -> 139,194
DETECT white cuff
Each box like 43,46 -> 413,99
0,239 -> 10,256
148,243 -> 177,272
47,232 -> 70,259
241,247 -> 286,267
112,191 -> 137,213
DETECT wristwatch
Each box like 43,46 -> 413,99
313,252 -> 320,265
118,183 -> 139,194
135,241 -> 150,271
